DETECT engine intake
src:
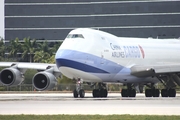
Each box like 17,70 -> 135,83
32,71 -> 57,91
0,68 -> 24,86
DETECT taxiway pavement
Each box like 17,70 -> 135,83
0,93 -> 180,115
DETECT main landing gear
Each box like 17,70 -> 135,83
144,82 -> 176,97
73,79 -> 85,98
92,83 -> 108,98
121,83 -> 175,97
121,84 -> 136,97
161,89 -> 176,97
144,83 -> 160,97
145,88 -> 176,97
157,75 -> 177,97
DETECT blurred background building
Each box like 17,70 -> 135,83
4,0 -> 180,43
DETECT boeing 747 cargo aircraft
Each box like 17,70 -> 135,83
1,28 -> 180,98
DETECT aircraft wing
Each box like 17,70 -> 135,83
0,62 -> 59,72
0,62 -> 60,78
131,64 -> 180,77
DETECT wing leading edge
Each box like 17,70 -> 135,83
0,62 -> 58,71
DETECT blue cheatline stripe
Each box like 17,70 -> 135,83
55,49 -> 124,73
56,58 -> 109,73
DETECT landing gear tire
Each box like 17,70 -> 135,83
168,89 -> 176,97
161,89 -> 176,97
145,89 -> 160,97
79,89 -> 85,98
145,89 -> 152,97
161,89 -> 168,97
101,89 -> 108,97
121,89 -> 136,97
129,89 -> 136,97
93,89 -> 98,97
121,89 -> 128,97
73,89 -> 78,98
92,89 -> 108,98
153,89 -> 160,97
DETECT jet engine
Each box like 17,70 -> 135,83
32,71 -> 57,91
0,68 -> 24,86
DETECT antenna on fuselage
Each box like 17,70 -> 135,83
91,27 -> 99,30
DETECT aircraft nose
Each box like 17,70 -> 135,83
55,49 -> 71,68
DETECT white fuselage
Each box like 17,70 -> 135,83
55,28 -> 180,84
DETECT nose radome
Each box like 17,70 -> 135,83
55,49 -> 74,68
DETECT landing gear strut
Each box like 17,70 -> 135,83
73,79 -> 85,98
92,83 -> 108,98
121,84 -> 136,97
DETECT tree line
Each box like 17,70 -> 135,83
0,37 -> 62,63
0,37 -> 74,84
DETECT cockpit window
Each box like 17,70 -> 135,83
66,34 -> 84,38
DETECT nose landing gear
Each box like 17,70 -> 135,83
73,79 -> 85,98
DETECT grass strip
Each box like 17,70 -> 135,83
0,115 -> 180,120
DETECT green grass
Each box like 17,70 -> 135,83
0,115 -> 180,120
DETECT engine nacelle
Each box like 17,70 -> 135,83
0,68 -> 24,86
32,71 -> 57,91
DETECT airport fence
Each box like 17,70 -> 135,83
0,83 -> 179,92
0,84 -> 123,92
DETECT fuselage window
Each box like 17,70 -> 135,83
66,34 -> 84,39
